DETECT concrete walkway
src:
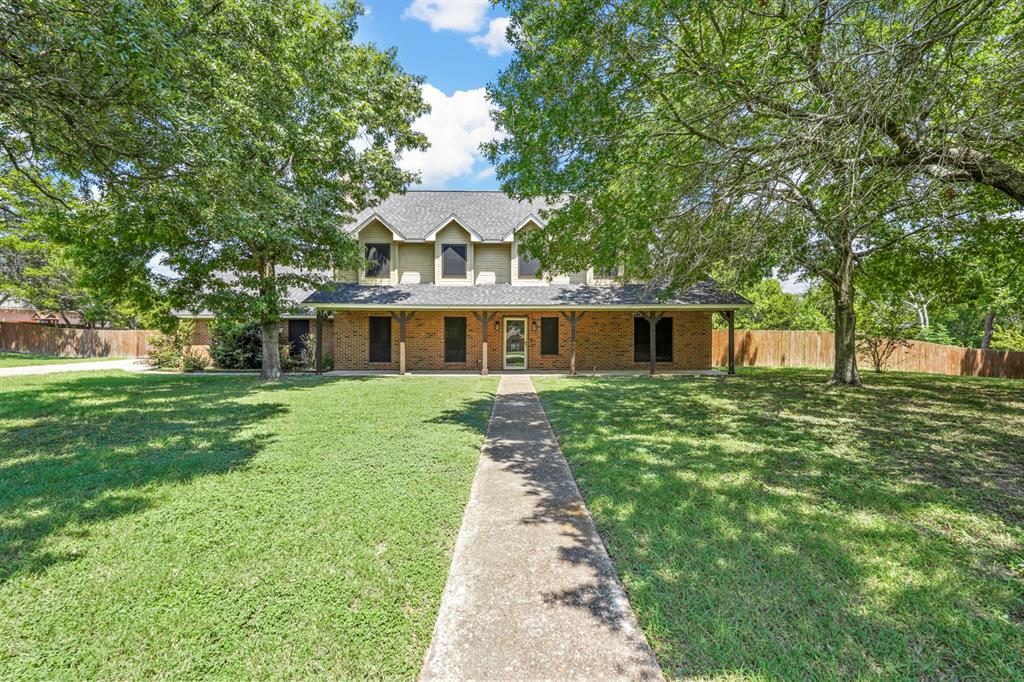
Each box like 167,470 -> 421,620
0,358 -> 149,378
421,375 -> 663,681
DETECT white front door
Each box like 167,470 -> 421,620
503,318 -> 527,369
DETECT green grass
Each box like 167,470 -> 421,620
0,352 -> 124,368
0,372 -> 496,679
534,368 -> 1024,680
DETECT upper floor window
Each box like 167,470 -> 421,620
442,244 -> 468,278
365,243 -> 390,277
595,264 -> 620,278
517,251 -> 542,279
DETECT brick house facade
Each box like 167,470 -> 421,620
330,309 -> 713,372
179,191 -> 749,373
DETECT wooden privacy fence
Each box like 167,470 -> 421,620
712,329 -> 1024,380
0,323 -> 156,358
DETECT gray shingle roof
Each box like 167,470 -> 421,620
304,280 -> 750,309
347,190 -> 549,241
173,266 -> 331,318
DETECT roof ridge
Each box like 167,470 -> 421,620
402,189 -> 510,194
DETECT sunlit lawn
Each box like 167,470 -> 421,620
0,352 -> 123,368
535,368 -> 1024,680
0,372 -> 496,679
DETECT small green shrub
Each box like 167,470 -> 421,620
210,320 -> 262,369
280,342 -> 301,372
299,332 -> 317,368
323,351 -> 334,371
990,324 -> 1024,352
180,348 -> 210,372
148,320 -> 193,369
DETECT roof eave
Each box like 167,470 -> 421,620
305,302 -> 751,311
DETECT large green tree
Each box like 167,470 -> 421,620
486,0 -> 1023,385
74,0 -> 427,378
0,0 -> 234,214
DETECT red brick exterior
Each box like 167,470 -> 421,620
331,309 -> 713,372
187,318 -> 335,367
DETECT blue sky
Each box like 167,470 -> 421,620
356,1 -> 513,190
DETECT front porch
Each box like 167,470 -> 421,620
309,307 -> 739,376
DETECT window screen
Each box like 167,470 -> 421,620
442,244 -> 467,278
444,317 -> 467,362
517,252 -> 541,278
540,317 -> 559,355
364,243 -> 390,277
634,317 -> 673,362
369,316 -> 391,362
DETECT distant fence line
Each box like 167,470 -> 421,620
0,323 -> 156,358
712,329 -> 1024,380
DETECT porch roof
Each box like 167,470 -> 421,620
303,280 -> 751,310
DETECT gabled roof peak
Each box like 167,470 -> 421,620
345,190 -> 549,242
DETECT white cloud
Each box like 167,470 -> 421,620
400,84 -> 499,187
469,16 -> 512,56
402,0 -> 489,33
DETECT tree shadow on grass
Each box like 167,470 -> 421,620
0,373 -> 302,584
534,369 -> 1024,678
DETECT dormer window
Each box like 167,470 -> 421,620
517,252 -> 542,279
442,244 -> 467,278
596,264 -> 620,278
365,243 -> 390,277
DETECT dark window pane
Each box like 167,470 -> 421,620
595,265 -> 619,278
517,251 -> 541,278
444,317 -> 467,362
442,244 -> 467,278
634,317 -> 649,363
365,243 -> 390,277
634,317 -> 673,362
369,316 -> 391,362
656,317 -> 673,361
540,317 -> 559,355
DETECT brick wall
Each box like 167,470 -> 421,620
186,318 -> 336,366
331,309 -> 713,372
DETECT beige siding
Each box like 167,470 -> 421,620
568,271 -> 588,284
398,243 -> 435,284
474,243 -> 511,284
358,220 -> 398,285
334,268 -> 357,283
434,222 -> 474,285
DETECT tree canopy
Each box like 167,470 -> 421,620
5,0 -> 428,377
486,0 -> 1023,384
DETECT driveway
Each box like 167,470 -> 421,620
0,359 -> 150,378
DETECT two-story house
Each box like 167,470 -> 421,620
184,190 -> 750,373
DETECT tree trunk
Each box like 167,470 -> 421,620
260,320 -> 282,380
981,310 -> 995,349
829,250 -> 861,387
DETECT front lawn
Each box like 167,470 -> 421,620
535,368 -> 1024,680
0,372 -> 496,678
0,352 -> 124,368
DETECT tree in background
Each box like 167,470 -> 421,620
855,295 -> 916,373
722,279 -> 830,331
486,0 -> 1023,386
0,168 -> 158,327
